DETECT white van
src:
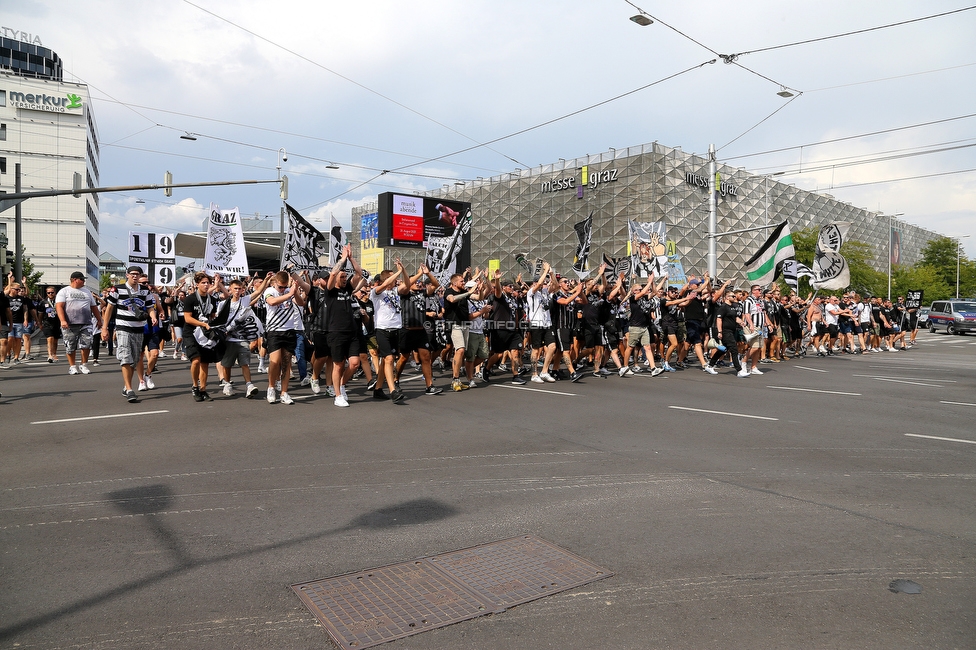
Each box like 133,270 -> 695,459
927,300 -> 976,334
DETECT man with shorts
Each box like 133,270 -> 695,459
484,269 -> 527,384
326,245 -> 367,406
526,262 -> 557,383
396,264 -> 443,395
444,272 -> 475,392
41,285 -> 62,363
102,266 -> 157,402
623,273 -> 662,376
0,282 -> 11,367
370,259 -> 409,403
263,268 -> 310,405
182,272 -> 224,402
5,281 -> 33,364
742,284 -> 767,375
56,271 -> 101,375
306,270 -> 334,397
217,274 -> 270,399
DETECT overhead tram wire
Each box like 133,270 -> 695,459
829,167 -> 976,190
716,94 -> 801,153
86,95 -> 508,177
721,5 -> 976,62
624,0 -> 800,95
746,137 -> 976,174
723,112 -> 976,162
384,60 -> 716,174
766,142 -> 976,176
181,0 -> 530,170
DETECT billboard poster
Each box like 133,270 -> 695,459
378,192 -> 470,250
627,220 -> 668,278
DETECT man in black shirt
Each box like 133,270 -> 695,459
0,283 -> 12,367
483,269 -> 527,384
325,246 -> 367,406
395,264 -> 442,395
444,273 -> 474,392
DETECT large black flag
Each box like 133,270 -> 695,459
572,212 -> 593,279
282,203 -> 328,270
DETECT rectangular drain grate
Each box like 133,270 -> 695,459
292,534 -> 612,649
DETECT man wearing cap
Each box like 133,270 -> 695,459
41,285 -> 62,363
102,266 -> 158,403
395,263 -> 443,395
483,269 -> 527,384
326,245 -> 367,406
56,271 -> 101,375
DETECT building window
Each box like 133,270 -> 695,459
0,123 -> 5,140
0,91 -> 5,107
0,157 -> 6,174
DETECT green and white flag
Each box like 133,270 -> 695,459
744,221 -> 794,285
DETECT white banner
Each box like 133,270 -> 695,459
128,231 -> 176,286
204,203 -> 249,277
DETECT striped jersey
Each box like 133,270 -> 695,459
263,287 -> 304,332
107,283 -> 155,334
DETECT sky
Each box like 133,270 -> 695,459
7,0 -> 976,262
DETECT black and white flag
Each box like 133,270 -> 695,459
129,231 -> 176,285
602,253 -> 631,283
781,259 -> 815,289
813,222 -> 851,290
514,252 -> 535,279
282,203 -> 328,271
426,207 -> 472,285
572,212 -> 593,279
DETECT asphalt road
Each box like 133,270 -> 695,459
1,330 -> 974,649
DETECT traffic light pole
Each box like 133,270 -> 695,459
0,176 -> 282,283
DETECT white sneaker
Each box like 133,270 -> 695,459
334,395 -> 349,407
279,392 -> 294,405
737,369 -> 751,378
889,347 -> 899,352
180,353 -> 188,361
340,384 -> 348,399
80,364 -> 91,375
531,375 -> 545,384
750,367 -> 763,375
310,378 -> 320,394
222,382 -> 233,397
704,365 -> 718,375
138,380 -> 148,391
300,376 -> 311,387
818,346 -> 828,355
326,386 -> 336,397
68,365 -> 79,375
540,373 -> 556,383
468,379 -> 477,388
275,380 -> 282,392
158,350 -> 166,358
267,387 -> 277,403
245,382 -> 258,399
144,374 -> 154,389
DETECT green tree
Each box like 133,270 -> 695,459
13,247 -> 45,295
892,264 -> 952,302
775,227 -> 885,297
919,236 -> 964,288
100,273 -> 114,292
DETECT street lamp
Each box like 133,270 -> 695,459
886,212 -> 904,301
957,234 -> 970,299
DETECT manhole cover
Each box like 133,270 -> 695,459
292,535 -> 612,648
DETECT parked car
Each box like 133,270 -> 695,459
927,300 -> 976,334
917,307 -> 930,328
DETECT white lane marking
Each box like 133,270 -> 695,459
905,433 -> 976,446
940,400 -> 976,407
793,365 -> 828,373
668,406 -> 778,421
870,377 -> 941,387
853,375 -> 956,383
492,384 -> 578,396
32,410 -> 170,425
767,386 -> 861,396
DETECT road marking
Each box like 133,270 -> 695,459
793,365 -> 828,373
940,400 -> 976,407
668,406 -> 778,421
32,410 -> 170,425
493,384 -> 578,396
869,377 -> 941,387
853,375 -> 956,383
905,433 -> 976,446
767,386 -> 861,396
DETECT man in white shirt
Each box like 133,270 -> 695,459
263,269 -> 310,405
56,271 -> 101,375
526,262 -> 557,383
369,258 -> 409,403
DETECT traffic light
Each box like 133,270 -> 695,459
280,175 -> 288,201
164,171 -> 173,197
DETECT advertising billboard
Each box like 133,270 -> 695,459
377,192 -> 470,249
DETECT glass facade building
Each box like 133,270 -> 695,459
0,36 -> 63,82
354,142 -> 944,286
